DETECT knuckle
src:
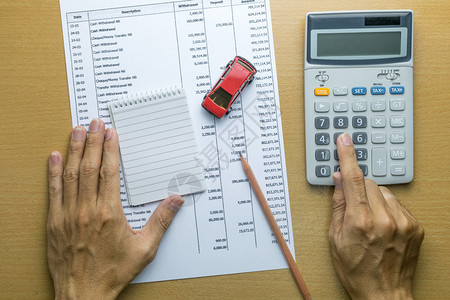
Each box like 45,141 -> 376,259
80,160 -> 99,177
76,209 -> 91,227
156,213 -> 172,232
63,167 -> 79,182
346,167 -> 364,183
397,217 -> 415,236
48,182 -> 61,198
98,206 -> 114,224
99,164 -> 118,180
86,134 -> 102,147
415,223 -> 425,240
49,168 -> 63,179
376,214 -> 397,234
354,214 -> 374,233
145,247 -> 158,263
47,217 -> 61,235
69,140 -> 84,156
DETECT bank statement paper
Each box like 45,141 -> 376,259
59,0 -> 295,283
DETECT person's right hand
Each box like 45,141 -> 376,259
329,133 -> 424,300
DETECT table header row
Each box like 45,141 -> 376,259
67,0 -> 264,22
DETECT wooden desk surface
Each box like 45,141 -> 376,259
1,0 -> 449,299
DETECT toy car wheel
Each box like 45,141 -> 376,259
203,91 -> 209,100
225,109 -> 232,115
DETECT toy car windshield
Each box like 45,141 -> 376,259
209,87 -> 232,109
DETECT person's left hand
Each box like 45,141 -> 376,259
47,118 -> 184,299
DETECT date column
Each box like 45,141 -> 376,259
66,12 -> 98,127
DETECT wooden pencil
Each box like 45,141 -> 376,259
240,154 -> 312,300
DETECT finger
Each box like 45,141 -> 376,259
141,195 -> 184,257
379,186 -> 401,211
330,172 -> 345,235
98,129 -> 121,209
364,180 -> 389,215
78,118 -> 105,204
48,151 -> 64,215
63,126 -> 87,209
336,133 -> 370,213
379,186 -> 415,222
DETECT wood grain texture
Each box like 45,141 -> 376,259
0,0 -> 449,299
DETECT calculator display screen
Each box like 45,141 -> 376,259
310,28 -> 408,61
317,32 -> 401,57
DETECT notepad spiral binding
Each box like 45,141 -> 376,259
110,87 -> 184,109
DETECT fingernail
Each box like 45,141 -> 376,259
167,195 -> 184,213
49,152 -> 60,164
72,127 -> 84,140
89,118 -> 100,133
105,128 -> 113,141
340,133 -> 353,146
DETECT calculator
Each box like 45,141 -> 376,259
304,10 -> 414,185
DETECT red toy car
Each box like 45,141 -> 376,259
202,56 -> 257,118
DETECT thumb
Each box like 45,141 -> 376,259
330,172 -> 345,235
142,195 -> 184,250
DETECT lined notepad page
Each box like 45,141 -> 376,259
109,88 -> 205,206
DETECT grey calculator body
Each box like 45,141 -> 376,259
304,10 -> 414,185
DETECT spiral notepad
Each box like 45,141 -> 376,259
108,88 -> 205,206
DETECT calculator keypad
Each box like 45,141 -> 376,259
305,68 -> 413,185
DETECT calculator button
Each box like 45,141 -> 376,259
334,149 -> 339,161
390,86 -> 405,94
352,87 -> 367,95
315,117 -> 330,129
390,116 -> 406,127
314,87 -> 330,96
391,149 -> 406,160
372,133 -> 386,144
334,132 -> 344,144
372,148 -> 387,176
371,100 -> 386,112
315,133 -> 330,145
371,116 -> 386,128
390,100 -> 405,111
333,116 -> 348,128
334,165 -> 341,172
390,132 -> 405,144
333,87 -> 348,96
353,132 -> 368,144
315,102 -> 330,112
391,164 -> 406,176
352,116 -> 367,128
359,164 -> 369,176
315,149 -> 330,161
333,101 -> 348,112
371,86 -> 386,95
316,165 -> 331,177
352,100 -> 367,112
355,148 -> 368,161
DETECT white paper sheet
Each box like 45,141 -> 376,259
109,88 -> 206,205
59,0 -> 295,283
